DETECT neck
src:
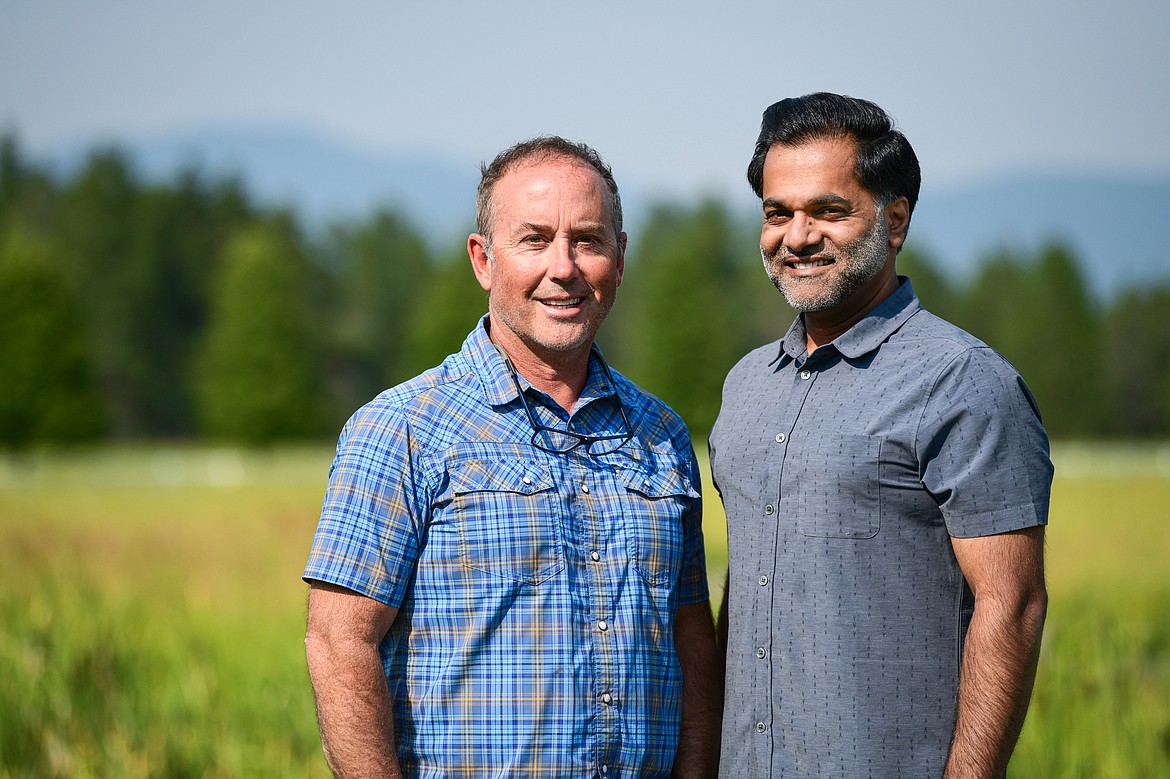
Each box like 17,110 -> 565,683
802,273 -> 900,353
489,327 -> 591,412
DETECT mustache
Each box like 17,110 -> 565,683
761,246 -> 835,263
536,283 -> 594,297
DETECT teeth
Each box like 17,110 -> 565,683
791,260 -> 831,269
543,298 -> 583,307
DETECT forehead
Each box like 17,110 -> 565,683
761,137 -> 869,204
492,156 -> 611,220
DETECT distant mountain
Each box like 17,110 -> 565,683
40,129 -> 1169,299
909,176 -> 1169,300
47,128 -> 484,239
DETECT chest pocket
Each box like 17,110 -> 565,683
785,434 -> 882,539
449,459 -> 563,585
620,468 -> 697,587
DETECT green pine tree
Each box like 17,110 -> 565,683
194,220 -> 330,443
0,227 -> 105,446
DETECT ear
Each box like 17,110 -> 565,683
615,231 -> 627,288
885,197 -> 910,251
467,233 -> 493,292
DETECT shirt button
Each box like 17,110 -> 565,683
597,620 -> 608,632
775,433 -> 786,443
756,721 -> 767,733
602,693 -> 613,704
758,575 -> 769,586
581,483 -> 590,494
800,369 -> 812,380
764,504 -> 775,515
590,550 -> 601,562
522,476 -> 532,485
600,766 -> 608,775
756,647 -> 767,659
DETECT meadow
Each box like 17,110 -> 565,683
1,442 -> 1168,777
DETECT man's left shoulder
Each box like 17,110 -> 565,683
899,309 -> 1023,372
900,308 -> 987,350
610,369 -> 694,447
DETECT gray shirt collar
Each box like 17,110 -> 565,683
775,276 -> 922,364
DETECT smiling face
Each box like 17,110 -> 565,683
467,155 -> 626,372
759,137 -> 906,317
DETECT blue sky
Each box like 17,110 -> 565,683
3,0 -> 1168,204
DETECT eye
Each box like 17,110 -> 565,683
764,210 -> 791,225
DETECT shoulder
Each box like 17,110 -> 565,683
608,367 -> 697,456
341,355 -> 480,448
900,312 -> 1046,425
894,309 -> 1027,383
610,367 -> 686,429
898,308 -> 990,354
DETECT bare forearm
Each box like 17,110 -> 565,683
672,600 -> 722,779
944,591 -> 1046,778
715,572 -> 729,684
306,633 -> 402,778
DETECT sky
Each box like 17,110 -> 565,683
2,0 -> 1169,205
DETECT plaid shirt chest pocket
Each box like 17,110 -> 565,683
448,458 -> 564,585
619,467 -> 698,587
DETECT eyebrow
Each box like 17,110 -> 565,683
762,193 -> 851,210
514,220 -> 611,235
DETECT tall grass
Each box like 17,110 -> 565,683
0,447 -> 332,778
1,443 -> 1168,777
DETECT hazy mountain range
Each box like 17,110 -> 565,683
43,129 -> 1169,301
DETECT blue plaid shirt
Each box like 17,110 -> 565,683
304,318 -> 708,778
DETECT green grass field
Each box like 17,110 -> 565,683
2,443 -> 1168,777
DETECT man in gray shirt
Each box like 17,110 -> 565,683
711,93 -> 1051,778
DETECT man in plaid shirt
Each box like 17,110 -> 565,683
304,136 -> 720,778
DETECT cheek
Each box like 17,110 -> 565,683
584,259 -> 622,290
760,226 -> 783,254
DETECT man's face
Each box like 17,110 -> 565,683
759,137 -> 901,313
468,156 -> 625,365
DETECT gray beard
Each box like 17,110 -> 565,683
763,217 -> 889,313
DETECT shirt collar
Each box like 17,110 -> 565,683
772,277 -> 922,364
464,315 -> 616,408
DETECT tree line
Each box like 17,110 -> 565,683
1,134 -> 1167,447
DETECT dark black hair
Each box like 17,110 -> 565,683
746,93 -> 921,226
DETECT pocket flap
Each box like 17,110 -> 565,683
449,459 -> 552,495
619,467 -> 698,499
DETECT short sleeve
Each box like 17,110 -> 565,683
916,347 -> 1053,538
302,400 -> 427,607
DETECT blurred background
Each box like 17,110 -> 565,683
2,1 -> 1168,776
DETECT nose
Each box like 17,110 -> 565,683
783,212 -> 822,253
547,236 -> 582,282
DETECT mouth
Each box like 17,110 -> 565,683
785,257 -> 833,270
539,296 -> 586,309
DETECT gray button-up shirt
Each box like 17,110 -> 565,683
711,279 -> 1052,778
